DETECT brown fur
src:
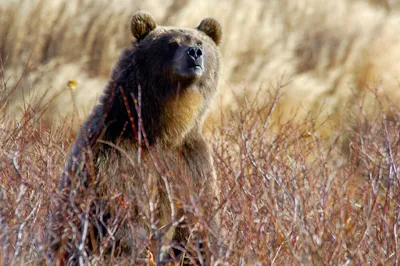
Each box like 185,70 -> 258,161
162,89 -> 204,144
41,10 -> 222,265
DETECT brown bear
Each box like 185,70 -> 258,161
40,11 -> 222,265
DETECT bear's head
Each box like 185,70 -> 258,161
108,11 -> 223,145
130,11 -> 222,91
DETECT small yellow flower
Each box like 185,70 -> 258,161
67,79 -> 78,91
300,132 -> 314,139
305,132 -> 313,138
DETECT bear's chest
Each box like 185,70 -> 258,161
161,89 -> 204,145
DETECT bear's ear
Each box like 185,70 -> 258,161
131,11 -> 156,41
197,18 -> 222,45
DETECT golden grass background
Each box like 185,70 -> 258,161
2,0 -> 400,265
3,0 -> 400,133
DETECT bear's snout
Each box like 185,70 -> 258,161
186,46 -> 204,69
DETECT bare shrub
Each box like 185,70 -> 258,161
3,59 -> 400,263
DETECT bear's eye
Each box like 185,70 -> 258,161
196,41 -> 203,47
168,42 -> 179,51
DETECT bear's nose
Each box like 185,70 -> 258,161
187,46 -> 203,60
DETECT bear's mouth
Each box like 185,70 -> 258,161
173,56 -> 204,80
186,63 -> 204,77
175,61 -> 204,79
188,64 -> 203,70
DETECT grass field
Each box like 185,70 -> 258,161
2,0 -> 400,265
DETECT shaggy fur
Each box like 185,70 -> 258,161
41,11 -> 222,265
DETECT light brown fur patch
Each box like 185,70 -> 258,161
162,88 -> 203,145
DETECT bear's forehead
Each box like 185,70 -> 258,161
149,27 -> 206,43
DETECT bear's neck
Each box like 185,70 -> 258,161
160,85 -> 204,145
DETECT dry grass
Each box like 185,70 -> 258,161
2,0 -> 400,132
2,0 -> 400,265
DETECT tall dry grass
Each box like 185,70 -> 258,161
2,0 -> 400,134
